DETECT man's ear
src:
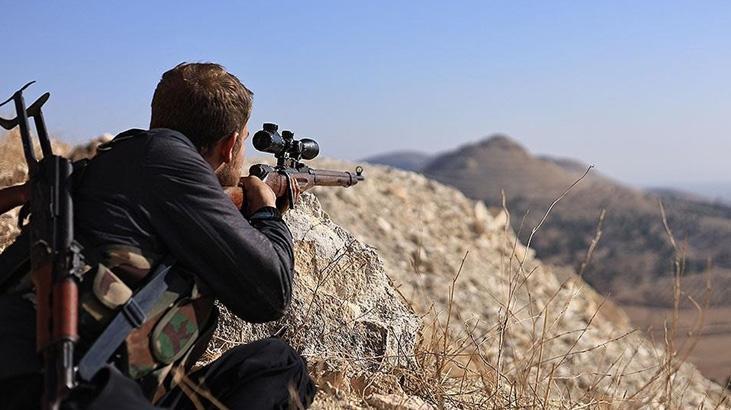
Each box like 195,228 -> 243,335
220,131 -> 239,163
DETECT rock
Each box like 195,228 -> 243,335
0,209 -> 20,252
366,393 -> 434,410
472,201 -> 490,234
68,134 -> 114,160
487,207 -> 509,232
376,217 -> 393,234
206,194 -> 421,375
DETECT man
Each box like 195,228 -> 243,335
0,63 -> 316,409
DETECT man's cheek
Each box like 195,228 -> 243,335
216,162 -> 241,187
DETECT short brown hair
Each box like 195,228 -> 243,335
150,62 -> 253,151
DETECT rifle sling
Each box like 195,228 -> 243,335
77,256 -> 179,381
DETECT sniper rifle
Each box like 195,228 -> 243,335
225,122 -> 365,211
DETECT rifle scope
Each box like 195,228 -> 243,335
253,123 -> 319,160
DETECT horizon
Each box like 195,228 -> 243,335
2,1 -> 729,188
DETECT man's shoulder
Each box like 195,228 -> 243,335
102,128 -> 202,167
105,128 -> 194,151
145,128 -> 196,149
143,129 -> 209,171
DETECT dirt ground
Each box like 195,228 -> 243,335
623,304 -> 731,385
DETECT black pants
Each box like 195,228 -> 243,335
0,338 -> 316,410
159,338 -> 317,409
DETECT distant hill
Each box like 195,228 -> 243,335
361,151 -> 432,172
421,135 -> 731,299
649,182 -> 731,205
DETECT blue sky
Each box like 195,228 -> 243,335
1,1 -> 729,187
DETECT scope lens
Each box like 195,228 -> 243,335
299,138 -> 320,160
252,129 -> 285,154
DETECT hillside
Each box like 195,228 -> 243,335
309,158 -> 729,408
361,151 -> 433,172
418,135 -> 731,298
650,182 -> 731,205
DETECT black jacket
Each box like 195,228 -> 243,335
74,128 -> 295,322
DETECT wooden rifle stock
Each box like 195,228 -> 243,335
224,164 -> 365,210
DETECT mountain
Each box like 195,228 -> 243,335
421,135 -> 731,297
649,181 -> 731,205
361,151 -> 432,172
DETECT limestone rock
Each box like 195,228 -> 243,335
68,134 -> 114,161
366,393 -> 434,410
0,209 -> 20,252
471,201 -> 489,235
206,194 -> 421,374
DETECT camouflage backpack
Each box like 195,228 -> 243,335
77,243 -> 217,400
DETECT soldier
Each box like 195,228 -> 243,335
0,63 -> 316,409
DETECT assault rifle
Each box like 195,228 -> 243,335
0,83 -> 82,410
225,123 -> 365,210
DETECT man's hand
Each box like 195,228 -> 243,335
239,176 -> 276,217
275,174 -> 302,214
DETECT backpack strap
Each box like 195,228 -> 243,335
77,255 -> 182,381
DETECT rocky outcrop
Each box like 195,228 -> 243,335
67,134 -> 113,161
206,194 -> 421,376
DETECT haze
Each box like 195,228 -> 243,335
1,1 -> 729,188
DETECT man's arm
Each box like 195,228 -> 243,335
142,134 -> 294,323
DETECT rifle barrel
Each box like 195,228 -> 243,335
229,164 -> 365,209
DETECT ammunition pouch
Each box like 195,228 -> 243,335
78,245 -> 216,399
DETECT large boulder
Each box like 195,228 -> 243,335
206,193 -> 421,376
